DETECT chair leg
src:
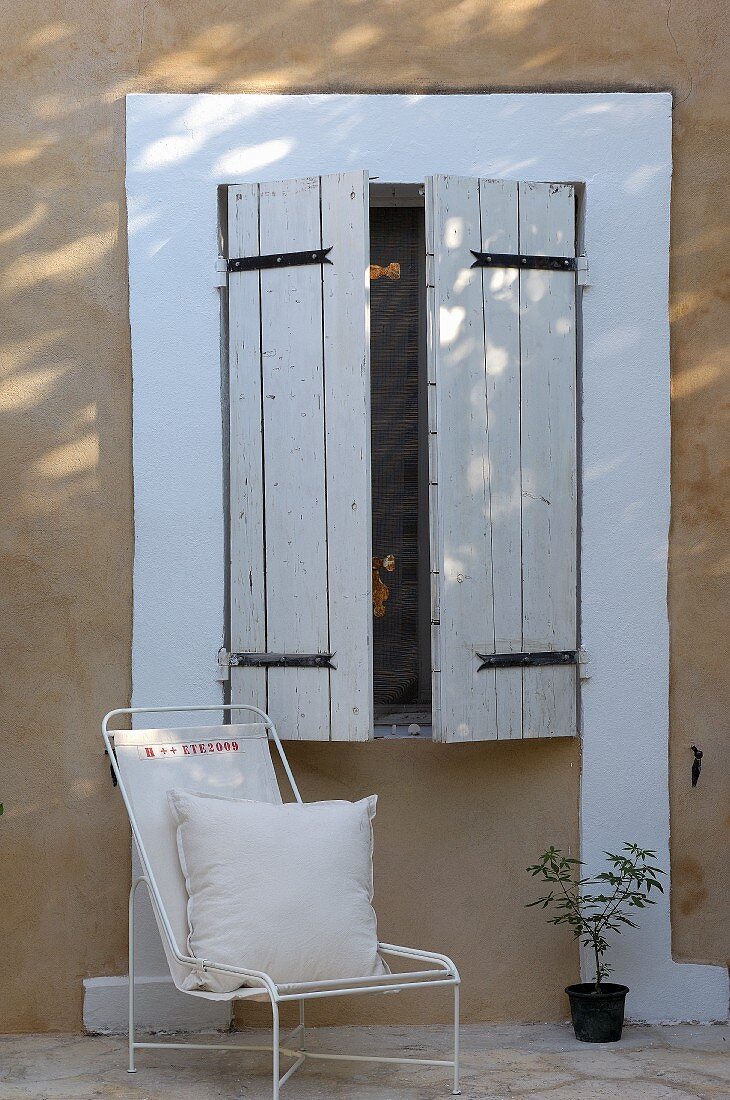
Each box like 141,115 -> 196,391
128,881 -> 137,1074
299,999 -> 306,1050
452,983 -> 460,1095
271,996 -> 280,1100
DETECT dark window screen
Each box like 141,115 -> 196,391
370,206 -> 427,707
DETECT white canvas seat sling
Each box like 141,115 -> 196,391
103,703 -> 461,1097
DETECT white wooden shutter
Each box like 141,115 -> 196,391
426,176 -> 578,742
228,172 -> 372,740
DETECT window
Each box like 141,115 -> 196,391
369,186 -> 431,732
226,172 -> 578,742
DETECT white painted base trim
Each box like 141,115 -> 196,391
583,935 -> 729,1024
83,976 -> 231,1035
623,963 -> 729,1025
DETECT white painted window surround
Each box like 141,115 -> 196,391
89,93 -> 727,1032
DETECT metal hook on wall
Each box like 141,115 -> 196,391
690,745 -> 703,788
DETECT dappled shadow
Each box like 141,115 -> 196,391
0,0 -> 727,1030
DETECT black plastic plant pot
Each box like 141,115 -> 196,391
565,983 -> 629,1043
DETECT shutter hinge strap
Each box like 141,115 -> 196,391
470,250 -> 577,272
476,649 -> 577,670
227,248 -> 332,273
469,250 -> 589,285
220,650 -> 336,670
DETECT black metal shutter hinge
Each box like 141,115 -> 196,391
476,649 -> 578,671
470,250 -> 576,272
218,649 -> 336,672
227,247 -> 333,274
470,251 -> 589,285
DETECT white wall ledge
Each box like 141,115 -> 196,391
83,976 -> 230,1035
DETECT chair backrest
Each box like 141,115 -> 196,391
112,720 -> 283,989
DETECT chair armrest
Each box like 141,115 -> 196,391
378,942 -> 460,980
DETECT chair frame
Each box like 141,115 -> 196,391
103,704 -> 461,1097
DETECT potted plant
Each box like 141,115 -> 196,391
527,843 -> 664,1043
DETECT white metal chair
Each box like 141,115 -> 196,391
103,704 -> 461,1097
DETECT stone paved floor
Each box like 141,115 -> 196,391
0,1024 -> 728,1099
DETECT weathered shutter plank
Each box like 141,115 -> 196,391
428,175 -> 498,742
424,177 -> 442,737
321,171 -> 373,741
480,180 -> 523,740
518,182 -> 577,739
228,184 -> 267,714
258,177 -> 330,740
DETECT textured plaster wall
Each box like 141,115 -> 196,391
0,1 -> 726,1032
263,739 -> 580,1027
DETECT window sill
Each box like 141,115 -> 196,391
373,724 -> 432,740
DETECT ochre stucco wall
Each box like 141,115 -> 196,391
237,739 -> 580,1028
0,0 -> 727,1032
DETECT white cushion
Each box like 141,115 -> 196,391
167,789 -> 388,993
